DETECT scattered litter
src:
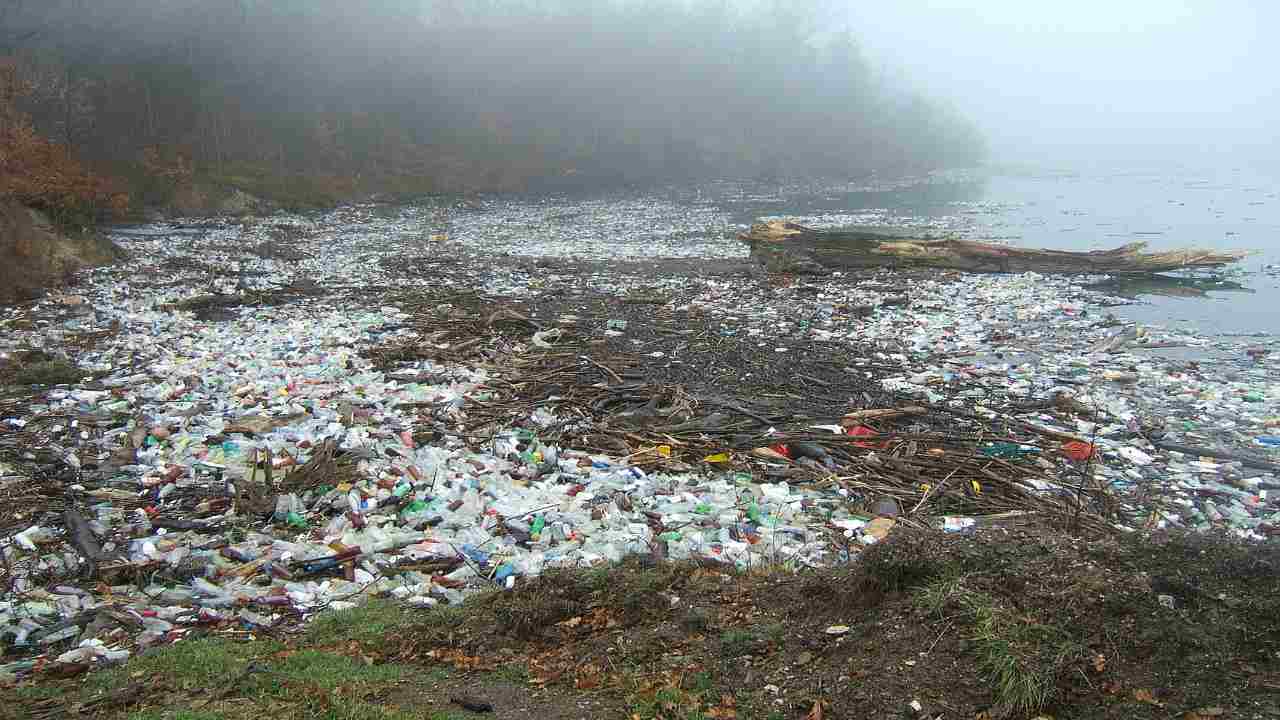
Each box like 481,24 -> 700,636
0,197 -> 1275,682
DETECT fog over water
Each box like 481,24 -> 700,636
847,1 -> 1280,171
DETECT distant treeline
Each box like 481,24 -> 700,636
0,0 -> 985,216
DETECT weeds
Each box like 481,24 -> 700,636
492,662 -> 530,684
304,599 -> 414,646
7,358 -> 82,386
719,629 -> 761,658
914,574 -> 965,617
916,579 -> 1082,716
679,607 -> 712,633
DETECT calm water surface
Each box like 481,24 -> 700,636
722,167 -> 1280,336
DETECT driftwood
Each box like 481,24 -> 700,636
1152,440 -> 1280,474
742,220 -> 1248,275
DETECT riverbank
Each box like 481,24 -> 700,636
0,201 -> 122,304
7,528 -> 1278,720
1,202 -> 1277,716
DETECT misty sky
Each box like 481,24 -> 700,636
847,1 -> 1277,169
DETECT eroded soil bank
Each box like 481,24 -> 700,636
0,201 -> 121,304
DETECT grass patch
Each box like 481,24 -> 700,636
630,688 -> 699,720
467,559 -> 691,641
491,662 -> 530,684
128,707 -> 227,712
7,358 -> 83,386
917,579 -> 1082,716
88,636 -> 278,695
29,633 -> 434,720
914,573 -> 965,617
304,600 -> 415,646
719,629 -> 761,658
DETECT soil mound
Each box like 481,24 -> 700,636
0,201 -> 120,303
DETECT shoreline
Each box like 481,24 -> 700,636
1,204 -> 1277,684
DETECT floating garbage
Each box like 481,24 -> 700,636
0,200 -> 1276,681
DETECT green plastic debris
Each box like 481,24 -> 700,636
284,512 -> 308,529
979,442 -> 1034,459
530,515 -> 546,540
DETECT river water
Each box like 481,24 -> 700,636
821,167 -> 1280,336
439,166 -> 1280,336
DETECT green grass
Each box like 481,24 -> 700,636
490,662 -> 530,684
8,359 -> 83,385
8,684 -> 62,702
914,574 -> 965,617
719,629 -> 760,658
630,688 -> 704,720
761,622 -> 786,646
87,637 -> 279,695
304,600 -> 415,646
128,707 -> 226,712
44,631 -> 439,720
914,578 -> 1082,716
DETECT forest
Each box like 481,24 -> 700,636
0,0 -> 987,219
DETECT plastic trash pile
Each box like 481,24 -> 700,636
1,201 -> 1277,678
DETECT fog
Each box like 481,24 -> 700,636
7,0 -> 1272,196
0,0 -> 984,198
848,1 -> 1280,171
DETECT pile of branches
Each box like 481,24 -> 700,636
369,290 -> 1117,534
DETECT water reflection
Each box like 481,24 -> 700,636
1085,274 -> 1255,299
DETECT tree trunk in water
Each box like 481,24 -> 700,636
742,221 -> 1248,275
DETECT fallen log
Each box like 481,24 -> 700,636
742,220 -> 1249,275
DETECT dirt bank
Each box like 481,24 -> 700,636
7,524 -> 1278,720
0,201 -> 121,304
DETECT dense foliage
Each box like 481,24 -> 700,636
0,0 -> 985,211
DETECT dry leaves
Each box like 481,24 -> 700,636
706,695 -> 738,719
1132,688 -> 1163,706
